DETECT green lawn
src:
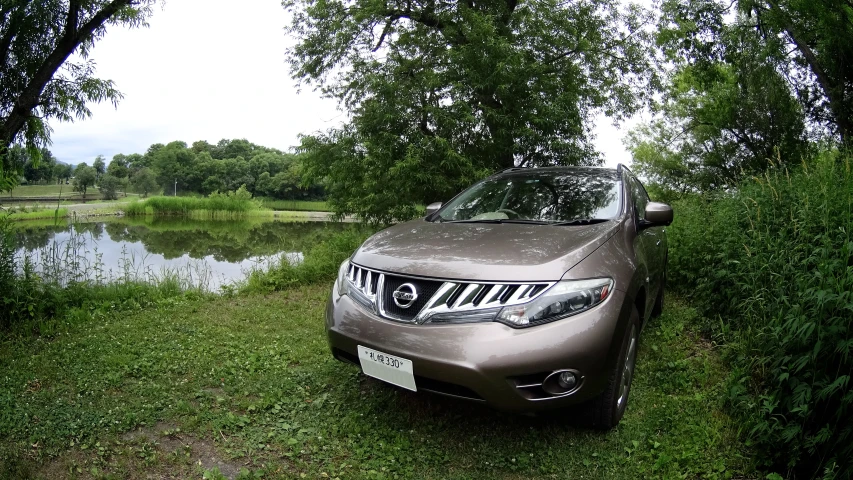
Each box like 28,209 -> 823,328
0,287 -> 756,479
3,184 -> 95,198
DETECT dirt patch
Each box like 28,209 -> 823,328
35,422 -> 246,480
121,422 -> 243,479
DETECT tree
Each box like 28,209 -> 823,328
98,173 -> 120,200
742,0 -> 853,144
657,0 -> 852,146
53,163 -> 72,184
72,164 -> 96,198
93,155 -> 106,180
23,148 -> 57,183
284,0 -> 657,222
627,0 -> 809,196
0,0 -> 157,189
130,167 -> 157,197
106,153 -> 129,179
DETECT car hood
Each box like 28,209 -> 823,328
351,219 -> 621,282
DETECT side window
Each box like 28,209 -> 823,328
628,175 -> 650,220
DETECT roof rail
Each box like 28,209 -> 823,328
490,166 -> 526,177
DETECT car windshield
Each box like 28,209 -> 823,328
434,169 -> 622,223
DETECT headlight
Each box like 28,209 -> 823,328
336,260 -> 350,296
496,278 -> 613,328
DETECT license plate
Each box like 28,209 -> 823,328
357,345 -> 417,392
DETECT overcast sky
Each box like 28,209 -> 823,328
51,0 -> 640,168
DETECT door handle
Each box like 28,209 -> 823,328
656,240 -> 661,246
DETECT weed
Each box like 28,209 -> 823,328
667,149 -> 853,478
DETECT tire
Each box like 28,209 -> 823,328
651,264 -> 665,318
576,305 -> 640,430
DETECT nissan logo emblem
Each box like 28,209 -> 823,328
392,283 -> 419,309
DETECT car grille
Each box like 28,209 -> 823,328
381,275 -> 444,321
346,263 -> 554,324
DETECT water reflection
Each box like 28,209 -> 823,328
12,218 -> 348,289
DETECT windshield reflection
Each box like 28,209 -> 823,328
436,169 -> 621,223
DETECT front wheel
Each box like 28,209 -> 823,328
577,305 -> 640,429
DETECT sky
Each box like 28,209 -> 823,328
50,0 -> 640,169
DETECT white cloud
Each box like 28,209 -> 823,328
50,0 -> 638,169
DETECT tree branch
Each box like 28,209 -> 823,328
372,16 -> 397,52
0,3 -> 25,74
1,0 -> 134,146
65,0 -> 81,36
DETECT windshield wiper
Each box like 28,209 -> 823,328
442,219 -> 506,224
548,218 -> 611,226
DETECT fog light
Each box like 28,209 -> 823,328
558,371 -> 577,390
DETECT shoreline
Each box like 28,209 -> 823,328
3,202 -> 350,222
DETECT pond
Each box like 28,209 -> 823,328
11,217 -> 350,290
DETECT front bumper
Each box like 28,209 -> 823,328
325,285 -> 628,413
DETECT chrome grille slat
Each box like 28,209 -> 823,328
507,285 -> 529,303
481,285 -> 506,305
453,284 -> 481,308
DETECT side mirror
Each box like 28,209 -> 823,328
425,202 -> 443,216
643,202 -> 673,227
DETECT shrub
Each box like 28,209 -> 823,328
98,174 -> 121,200
242,226 -> 376,293
667,151 -> 853,478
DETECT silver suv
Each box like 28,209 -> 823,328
326,165 -> 673,428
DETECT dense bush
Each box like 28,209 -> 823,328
242,226 -> 376,293
667,151 -> 853,478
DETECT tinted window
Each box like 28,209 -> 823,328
628,175 -> 650,220
437,170 -> 622,223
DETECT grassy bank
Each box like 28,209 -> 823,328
260,198 -> 330,212
3,184 -> 92,198
667,151 -> 853,478
3,207 -> 68,221
0,286 -> 755,479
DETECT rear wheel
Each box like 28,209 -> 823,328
576,305 -> 640,429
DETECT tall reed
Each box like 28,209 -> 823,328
124,187 -> 261,218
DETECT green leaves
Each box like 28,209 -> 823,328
286,0 -> 657,222
1,0 -> 157,179
627,1 -> 809,197
667,151 -> 853,478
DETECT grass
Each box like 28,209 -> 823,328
0,290 -> 756,479
3,207 -> 68,221
260,199 -> 330,212
124,192 -> 262,219
3,185 -> 99,199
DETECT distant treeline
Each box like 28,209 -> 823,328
13,139 -> 325,201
